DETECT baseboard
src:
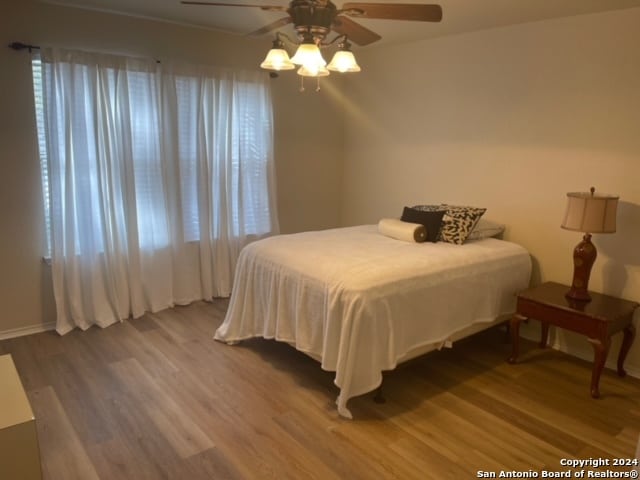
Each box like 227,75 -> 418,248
520,329 -> 640,380
0,322 -> 56,341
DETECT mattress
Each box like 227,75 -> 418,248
215,225 -> 532,417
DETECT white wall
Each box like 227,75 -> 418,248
0,0 -> 344,335
342,8 -> 640,375
272,74 -> 345,234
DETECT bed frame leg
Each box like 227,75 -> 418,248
373,385 -> 386,404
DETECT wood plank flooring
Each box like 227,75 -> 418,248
1,299 -> 639,479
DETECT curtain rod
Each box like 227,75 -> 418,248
8,42 -> 163,63
8,42 -> 40,52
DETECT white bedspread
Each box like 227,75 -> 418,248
215,225 -> 531,417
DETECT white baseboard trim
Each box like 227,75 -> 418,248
0,322 -> 56,341
520,330 -> 640,380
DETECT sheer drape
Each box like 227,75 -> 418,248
38,48 -> 278,334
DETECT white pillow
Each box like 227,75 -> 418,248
466,219 -> 505,241
378,218 -> 427,243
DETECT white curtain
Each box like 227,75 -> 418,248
37,48 -> 278,334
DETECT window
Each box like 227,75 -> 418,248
32,51 -> 277,257
31,55 -> 52,256
33,47 -> 278,332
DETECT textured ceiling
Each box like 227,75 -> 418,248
42,0 -> 640,48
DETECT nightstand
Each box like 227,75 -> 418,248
508,281 -> 638,398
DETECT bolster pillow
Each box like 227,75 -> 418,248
378,218 -> 427,243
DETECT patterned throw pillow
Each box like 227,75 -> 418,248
412,204 -> 486,245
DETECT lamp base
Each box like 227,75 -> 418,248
566,233 -> 597,302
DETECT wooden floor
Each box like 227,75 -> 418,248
1,300 -> 639,480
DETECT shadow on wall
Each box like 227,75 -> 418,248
596,201 -> 640,298
528,256 -> 542,287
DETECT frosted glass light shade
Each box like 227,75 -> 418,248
327,51 -> 361,73
260,48 -> 295,71
297,65 -> 330,77
290,43 -> 326,68
561,191 -> 619,233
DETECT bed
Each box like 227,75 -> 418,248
214,224 -> 532,418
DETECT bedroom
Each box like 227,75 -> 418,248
1,0 -> 639,478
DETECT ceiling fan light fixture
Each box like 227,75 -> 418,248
327,50 -> 360,73
260,48 -> 295,71
183,0 -> 444,89
297,64 -> 330,77
290,43 -> 326,68
260,36 -> 295,71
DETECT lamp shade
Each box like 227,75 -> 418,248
260,48 -> 295,71
327,50 -> 361,73
297,65 -> 330,77
561,190 -> 619,234
290,43 -> 326,68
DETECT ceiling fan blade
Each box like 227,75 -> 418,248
247,16 -> 293,36
181,1 -> 288,12
332,16 -> 381,46
341,3 -> 443,22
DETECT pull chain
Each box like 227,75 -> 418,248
298,76 -> 322,93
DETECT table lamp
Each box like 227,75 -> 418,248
561,187 -> 619,302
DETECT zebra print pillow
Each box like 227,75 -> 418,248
412,204 -> 486,245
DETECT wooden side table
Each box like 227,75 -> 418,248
509,281 -> 638,398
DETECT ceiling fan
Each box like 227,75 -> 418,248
181,0 -> 443,46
